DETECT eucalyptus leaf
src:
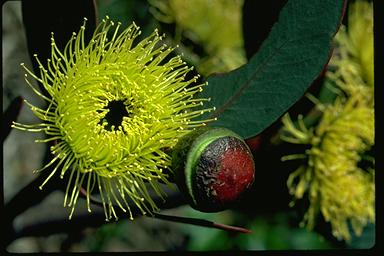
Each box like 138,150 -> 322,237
199,0 -> 345,139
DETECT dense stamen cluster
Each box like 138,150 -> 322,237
281,97 -> 374,240
13,16 -> 215,220
279,0 -> 374,241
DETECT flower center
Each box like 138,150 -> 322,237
99,100 -> 130,131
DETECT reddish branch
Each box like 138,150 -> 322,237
79,188 -> 252,234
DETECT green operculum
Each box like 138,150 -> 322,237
13,16 -> 215,221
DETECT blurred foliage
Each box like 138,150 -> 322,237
96,0 -> 158,38
179,209 -> 334,250
148,0 -> 246,76
347,223 -> 375,249
80,207 -> 334,251
81,214 -> 188,251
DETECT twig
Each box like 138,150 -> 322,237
152,213 -> 252,234
79,188 -> 252,234
10,191 -> 186,241
4,164 -> 65,246
5,163 -> 64,221
2,96 -> 23,143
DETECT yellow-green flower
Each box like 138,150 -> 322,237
279,0 -> 374,241
281,93 -> 374,240
333,0 -> 373,87
13,17 -> 214,220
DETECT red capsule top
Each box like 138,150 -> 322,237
213,145 -> 255,203
188,130 -> 255,212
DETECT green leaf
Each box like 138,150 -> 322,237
199,0 -> 345,139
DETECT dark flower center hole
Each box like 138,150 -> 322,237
99,100 -> 130,131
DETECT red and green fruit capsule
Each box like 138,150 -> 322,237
172,127 -> 255,212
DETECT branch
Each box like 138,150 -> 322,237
9,191 -> 186,242
5,164 -> 65,221
2,96 -> 23,143
152,213 -> 251,234
4,166 -> 66,246
80,188 -> 252,234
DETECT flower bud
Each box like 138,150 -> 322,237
172,127 -> 255,212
